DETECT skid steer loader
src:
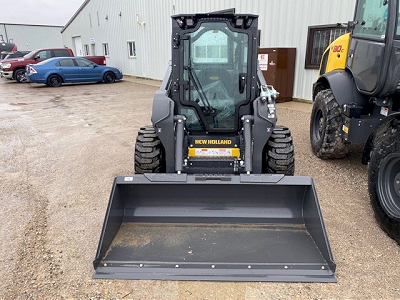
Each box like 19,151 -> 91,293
311,0 -> 400,244
93,13 -> 336,282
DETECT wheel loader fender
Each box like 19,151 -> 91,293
362,112 -> 400,165
319,33 -> 350,76
313,69 -> 366,108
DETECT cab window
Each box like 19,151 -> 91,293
352,0 -> 388,40
396,0 -> 400,36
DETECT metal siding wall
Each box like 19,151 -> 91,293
61,0 -> 356,100
0,24 -> 63,51
168,0 -> 356,100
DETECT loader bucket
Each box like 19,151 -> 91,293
93,174 -> 336,282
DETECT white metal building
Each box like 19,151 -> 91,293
0,24 -> 64,51
61,0 -> 356,101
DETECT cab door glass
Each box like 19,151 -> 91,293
396,0 -> 400,36
353,0 -> 388,40
182,22 -> 249,131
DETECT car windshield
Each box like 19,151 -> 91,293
23,50 -> 37,58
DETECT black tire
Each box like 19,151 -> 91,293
265,126 -> 295,175
134,125 -> 165,174
103,72 -> 116,83
15,69 -> 27,83
47,74 -> 62,87
310,89 -> 347,158
368,130 -> 400,244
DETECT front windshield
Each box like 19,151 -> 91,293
23,50 -> 36,58
182,22 -> 248,131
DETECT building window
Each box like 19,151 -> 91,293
84,44 -> 90,56
305,24 -> 348,69
128,41 -> 136,57
102,43 -> 109,56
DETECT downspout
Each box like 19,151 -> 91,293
3,24 -> 9,42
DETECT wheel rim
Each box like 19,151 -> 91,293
16,70 -> 25,82
50,76 -> 60,86
378,153 -> 400,219
312,108 -> 324,142
105,73 -> 114,83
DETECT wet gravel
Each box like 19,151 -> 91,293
0,78 -> 399,299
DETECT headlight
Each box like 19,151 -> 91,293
1,63 -> 11,69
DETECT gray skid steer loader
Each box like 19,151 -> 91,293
93,13 -> 336,282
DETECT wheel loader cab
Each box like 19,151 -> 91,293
347,0 -> 394,95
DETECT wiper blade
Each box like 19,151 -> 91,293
185,65 -> 216,116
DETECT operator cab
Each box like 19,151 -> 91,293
347,0 -> 400,95
171,14 -> 258,133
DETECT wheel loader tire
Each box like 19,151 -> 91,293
310,89 -> 347,159
134,125 -> 165,174
368,130 -> 400,244
265,126 -> 295,175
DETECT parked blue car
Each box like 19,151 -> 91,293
25,57 -> 123,87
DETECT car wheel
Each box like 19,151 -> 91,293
15,69 -> 27,83
310,89 -> 347,158
47,75 -> 62,87
103,72 -> 116,84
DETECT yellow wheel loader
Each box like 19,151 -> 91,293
311,0 -> 400,244
93,13 -> 336,282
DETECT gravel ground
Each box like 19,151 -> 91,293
0,77 -> 399,299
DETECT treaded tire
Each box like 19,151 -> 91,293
47,75 -> 62,87
15,69 -> 27,83
265,126 -> 295,175
310,89 -> 347,158
103,71 -> 116,83
134,125 -> 165,174
368,130 -> 400,244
